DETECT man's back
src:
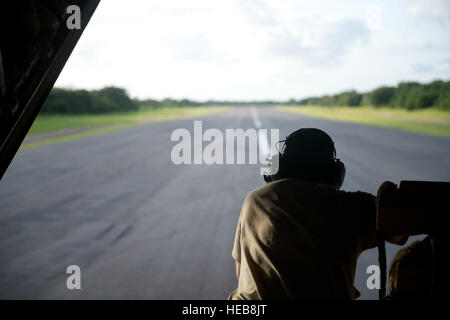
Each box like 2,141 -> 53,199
229,178 -> 377,299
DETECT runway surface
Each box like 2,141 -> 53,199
1,107 -> 449,299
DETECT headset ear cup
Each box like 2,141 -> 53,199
269,153 -> 280,176
263,153 -> 277,183
263,153 -> 284,183
275,153 -> 286,180
333,159 -> 346,189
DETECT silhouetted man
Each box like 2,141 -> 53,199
229,128 -> 406,300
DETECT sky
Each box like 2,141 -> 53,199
55,0 -> 450,101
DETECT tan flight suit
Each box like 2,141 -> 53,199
229,178 -> 378,300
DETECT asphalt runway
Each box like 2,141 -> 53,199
1,107 -> 449,299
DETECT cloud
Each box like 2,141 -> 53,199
233,0 -> 370,67
409,0 -> 450,26
164,33 -> 215,61
365,5 -> 382,30
413,63 -> 437,74
237,0 -> 278,26
413,58 -> 450,74
265,18 -> 370,66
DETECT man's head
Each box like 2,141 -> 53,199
264,128 -> 345,189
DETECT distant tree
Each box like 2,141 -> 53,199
434,81 -> 450,110
95,86 -> 139,112
41,86 -> 138,114
41,88 -> 94,114
40,79 -> 450,113
140,98 -> 160,108
287,98 -> 297,105
360,93 -> 371,106
368,86 -> 396,107
390,82 -> 421,108
335,90 -> 362,106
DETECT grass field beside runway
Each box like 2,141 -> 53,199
21,106 -> 228,151
277,105 -> 450,138
28,106 -> 227,134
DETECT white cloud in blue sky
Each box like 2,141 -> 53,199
55,0 -> 450,100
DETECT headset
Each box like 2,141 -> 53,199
263,128 -> 346,190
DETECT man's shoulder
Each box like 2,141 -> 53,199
247,178 -> 375,204
248,178 -> 296,196
246,178 -> 318,202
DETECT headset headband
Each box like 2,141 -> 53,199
281,128 -> 337,161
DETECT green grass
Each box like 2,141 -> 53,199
28,106 -> 226,135
277,105 -> 450,138
21,106 -> 228,151
21,123 -> 139,151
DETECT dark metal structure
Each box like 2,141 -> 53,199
0,0 -> 100,179
377,180 -> 448,300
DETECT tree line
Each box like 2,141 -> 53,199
41,79 -> 449,114
40,86 -> 277,114
41,87 -> 139,114
292,80 -> 450,110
